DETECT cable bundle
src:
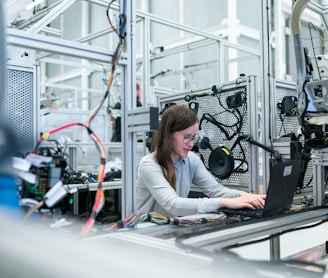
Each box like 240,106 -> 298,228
25,122 -> 106,235
24,1 -> 127,236
103,211 -> 150,232
80,186 -> 106,236
150,212 -> 227,226
104,212 -> 227,232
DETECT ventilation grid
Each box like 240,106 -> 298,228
4,68 -> 35,156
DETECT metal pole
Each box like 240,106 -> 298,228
122,0 -> 137,217
0,1 -> 6,118
260,0 -> 272,190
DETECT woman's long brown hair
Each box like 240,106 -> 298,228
152,105 -> 198,189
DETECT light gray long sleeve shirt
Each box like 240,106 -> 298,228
137,151 -> 242,217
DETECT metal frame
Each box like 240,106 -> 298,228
121,0 -> 137,217
85,208 -> 328,264
7,29 -> 122,64
311,148 -> 328,206
6,2 -> 136,218
27,0 -> 78,34
9,0 -> 328,217
0,1 -> 5,114
175,208 -> 328,260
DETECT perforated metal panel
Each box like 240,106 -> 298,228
4,64 -> 37,155
271,80 -> 299,138
159,76 -> 261,192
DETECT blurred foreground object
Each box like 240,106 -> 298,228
0,125 -> 20,215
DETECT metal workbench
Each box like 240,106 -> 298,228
88,207 -> 328,262
174,207 -> 328,260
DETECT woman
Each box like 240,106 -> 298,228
137,105 -> 266,217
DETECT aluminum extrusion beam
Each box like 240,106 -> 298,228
12,1 -> 63,30
311,148 -> 328,206
137,11 -> 260,57
127,107 -> 159,132
28,0 -> 78,34
63,181 -> 122,193
7,29 -> 126,64
88,0 -> 260,57
121,0 -> 137,218
261,0 -> 272,189
177,208 -> 328,253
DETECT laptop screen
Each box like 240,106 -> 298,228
263,159 -> 303,216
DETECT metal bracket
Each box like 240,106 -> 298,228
311,148 -> 328,206
127,107 -> 159,132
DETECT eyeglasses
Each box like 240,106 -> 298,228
180,133 -> 200,144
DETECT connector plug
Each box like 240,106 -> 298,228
44,181 -> 67,208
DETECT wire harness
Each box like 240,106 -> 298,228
24,1 -> 126,236
103,211 -> 227,232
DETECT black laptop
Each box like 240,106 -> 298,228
219,160 -> 303,218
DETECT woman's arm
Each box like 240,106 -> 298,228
190,153 -> 266,209
138,157 -> 220,216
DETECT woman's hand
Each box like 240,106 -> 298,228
219,193 -> 266,210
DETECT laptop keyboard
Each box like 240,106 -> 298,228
221,208 -> 264,218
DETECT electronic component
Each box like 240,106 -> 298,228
277,96 -> 298,116
188,102 -> 199,114
208,146 -> 235,180
316,54 -> 328,79
226,91 -> 243,109
291,0 -> 328,148
20,153 -> 63,203
159,102 -> 176,114
44,180 -> 67,208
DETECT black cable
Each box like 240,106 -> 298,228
200,113 -> 234,140
278,113 -> 287,136
308,22 -> 320,79
231,140 -> 248,173
198,85 -> 249,174
199,104 -> 245,142
222,218 -> 328,250
84,184 -> 92,217
235,105 -> 245,135
106,0 -> 119,37
216,88 -> 246,131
